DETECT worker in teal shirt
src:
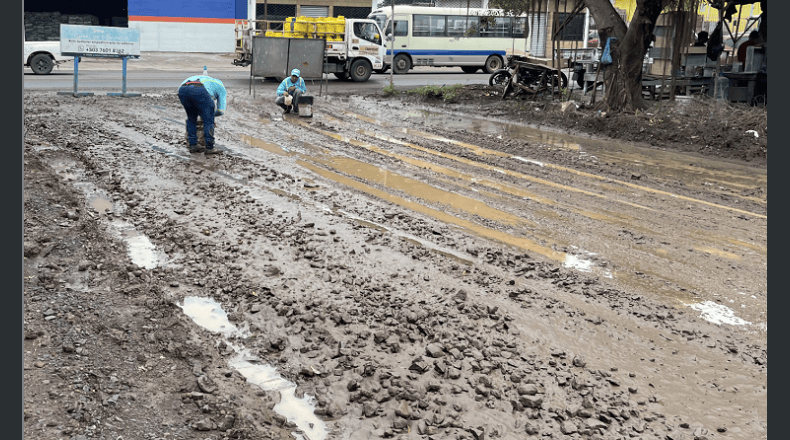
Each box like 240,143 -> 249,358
275,69 -> 307,114
178,75 -> 227,155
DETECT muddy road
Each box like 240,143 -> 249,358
23,87 -> 766,440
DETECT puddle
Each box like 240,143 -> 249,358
180,296 -> 239,336
180,297 -> 327,440
240,134 -> 296,157
90,196 -> 113,214
564,253 -> 594,272
300,159 -> 565,261
49,157 -> 168,270
689,300 -> 751,326
335,105 -> 766,217
111,220 -> 165,269
512,156 -> 545,167
229,356 -> 326,440
407,108 -> 766,193
411,111 -> 582,151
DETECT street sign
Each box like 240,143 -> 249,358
60,24 -> 140,57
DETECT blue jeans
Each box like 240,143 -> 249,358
178,84 -> 215,147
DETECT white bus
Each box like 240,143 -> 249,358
368,5 -> 530,74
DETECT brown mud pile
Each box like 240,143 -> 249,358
24,91 -> 766,440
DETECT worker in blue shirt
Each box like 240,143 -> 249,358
178,75 -> 227,155
275,69 -> 307,114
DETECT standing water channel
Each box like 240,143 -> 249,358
179,297 -> 328,440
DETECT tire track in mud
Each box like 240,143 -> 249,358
85,94 -> 767,335
326,98 -> 767,212
24,93 -> 766,440
264,102 -> 766,330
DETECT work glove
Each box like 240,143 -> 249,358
283,91 -> 290,97
215,109 -> 224,117
288,86 -> 296,93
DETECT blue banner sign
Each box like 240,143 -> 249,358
60,25 -> 141,57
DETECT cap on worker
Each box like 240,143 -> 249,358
291,69 -> 300,77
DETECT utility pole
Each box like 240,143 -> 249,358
390,0 -> 395,87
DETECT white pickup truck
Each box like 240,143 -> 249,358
24,40 -> 73,74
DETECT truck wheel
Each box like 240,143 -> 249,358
392,54 -> 411,74
30,54 -> 54,75
350,59 -> 372,82
461,66 -> 479,74
333,72 -> 349,80
483,55 -> 503,74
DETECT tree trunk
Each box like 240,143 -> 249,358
584,0 -> 668,111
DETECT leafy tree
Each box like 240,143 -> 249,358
490,0 -> 766,111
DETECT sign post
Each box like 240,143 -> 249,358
57,25 -> 142,97
59,55 -> 94,97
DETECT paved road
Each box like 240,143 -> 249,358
23,67 -> 493,93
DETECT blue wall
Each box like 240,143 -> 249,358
236,0 -> 247,19
129,0 -> 238,19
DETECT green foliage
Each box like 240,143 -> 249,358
382,83 -> 396,96
488,0 -> 534,17
407,84 -> 464,102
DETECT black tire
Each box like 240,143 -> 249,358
483,55 -> 503,74
349,59 -> 372,82
374,65 -> 390,74
30,53 -> 53,75
461,66 -> 479,74
488,69 -> 510,87
392,54 -> 411,74
575,69 -> 586,89
333,72 -> 349,80
551,71 -> 568,90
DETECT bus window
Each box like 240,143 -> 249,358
479,16 -> 512,38
386,20 -> 408,37
414,15 -> 446,37
447,16 -> 478,37
353,22 -> 382,45
394,20 -> 408,37
512,16 -> 527,38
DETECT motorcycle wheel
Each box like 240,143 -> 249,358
488,69 -> 510,87
551,71 -> 569,91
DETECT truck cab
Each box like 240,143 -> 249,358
325,19 -> 386,82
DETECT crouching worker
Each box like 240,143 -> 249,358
275,69 -> 307,114
178,74 -> 227,155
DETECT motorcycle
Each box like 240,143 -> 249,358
488,55 -> 568,99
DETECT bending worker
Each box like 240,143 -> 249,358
275,69 -> 307,115
178,74 -> 227,155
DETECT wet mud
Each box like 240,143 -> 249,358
24,88 -> 766,440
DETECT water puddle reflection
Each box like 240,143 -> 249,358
689,300 -> 751,326
410,111 -> 582,151
180,297 -> 327,440
110,220 -> 164,269
90,196 -> 113,214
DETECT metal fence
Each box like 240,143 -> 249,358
256,4 -> 297,27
